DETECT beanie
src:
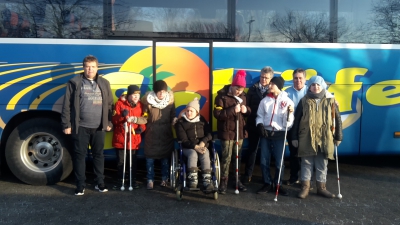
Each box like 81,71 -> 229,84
153,80 -> 168,93
231,70 -> 246,87
270,76 -> 285,90
127,85 -> 140,95
187,97 -> 200,113
308,75 -> 327,90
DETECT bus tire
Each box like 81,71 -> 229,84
5,118 -> 72,185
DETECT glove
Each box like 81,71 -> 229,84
127,116 -> 137,123
292,140 -> 299,148
122,109 -> 129,117
257,124 -> 266,137
334,140 -> 341,146
194,145 -> 204,154
172,117 -> 178,126
134,127 -> 142,134
199,141 -> 205,147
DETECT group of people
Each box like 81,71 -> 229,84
61,55 -> 343,199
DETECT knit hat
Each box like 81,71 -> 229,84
231,70 -> 246,87
153,80 -> 168,93
308,76 -> 327,90
187,97 -> 200,113
270,76 -> 285,90
127,85 -> 140,95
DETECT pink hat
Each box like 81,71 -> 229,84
232,70 -> 246,87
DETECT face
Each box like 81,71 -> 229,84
293,72 -> 306,91
83,61 -> 98,80
156,90 -> 167,99
260,72 -> 272,86
185,106 -> 198,119
231,86 -> 245,96
128,93 -> 140,103
268,82 -> 280,95
309,83 -> 322,93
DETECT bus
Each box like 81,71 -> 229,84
1,0 -> 400,185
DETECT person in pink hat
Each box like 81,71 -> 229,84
213,70 -> 251,194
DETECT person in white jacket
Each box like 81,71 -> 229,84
255,76 -> 294,196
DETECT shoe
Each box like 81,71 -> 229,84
233,180 -> 247,192
276,185 -> 289,196
95,184 -> 108,193
132,182 -> 140,189
284,178 -> 300,186
147,181 -> 153,190
219,177 -> 228,195
242,176 -> 251,185
257,183 -> 273,194
160,180 -> 168,187
74,187 -> 85,196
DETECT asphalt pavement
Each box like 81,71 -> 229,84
1,155 -> 400,225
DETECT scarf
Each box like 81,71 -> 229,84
182,114 -> 200,123
146,91 -> 170,109
307,89 -> 326,99
258,83 -> 268,95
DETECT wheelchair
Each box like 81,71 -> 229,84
170,139 -> 220,200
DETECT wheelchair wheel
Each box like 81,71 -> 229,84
170,150 -> 178,189
213,191 -> 218,200
214,153 -> 221,185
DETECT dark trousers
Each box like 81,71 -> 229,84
244,129 -> 260,178
287,130 -> 300,181
72,126 -> 105,188
116,148 -> 137,181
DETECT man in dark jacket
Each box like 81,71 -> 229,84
243,66 -> 273,184
61,55 -> 113,196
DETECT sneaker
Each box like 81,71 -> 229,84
132,182 -> 140,189
74,187 -> 85,196
276,185 -> 289,196
257,183 -> 273,194
95,184 -> 108,193
284,178 -> 300,186
160,180 -> 168,187
147,181 -> 154,190
242,176 -> 251,185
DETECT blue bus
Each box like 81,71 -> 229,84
1,0 -> 399,185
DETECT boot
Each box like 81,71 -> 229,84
202,170 -> 214,193
297,180 -> 310,199
219,177 -> 228,194
317,181 -> 335,198
187,168 -> 198,189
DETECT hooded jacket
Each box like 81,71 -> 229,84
213,85 -> 250,140
61,73 -> 113,134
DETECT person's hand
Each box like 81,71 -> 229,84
240,105 -> 247,114
334,140 -> 341,146
172,117 -> 178,126
122,109 -> 129,117
127,116 -> 137,123
235,104 -> 240,113
63,128 -> 71,135
194,145 -> 204,154
257,124 -> 266,137
288,105 -> 294,113
134,127 -> 142,134
292,140 -> 299,148
199,141 -> 205,147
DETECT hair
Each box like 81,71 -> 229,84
293,68 -> 306,78
82,55 -> 98,67
261,66 -> 274,75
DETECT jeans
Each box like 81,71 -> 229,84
182,148 -> 211,171
146,158 -> 169,182
116,148 -> 137,180
301,150 -> 328,183
71,126 -> 105,188
259,137 -> 285,185
220,139 -> 243,178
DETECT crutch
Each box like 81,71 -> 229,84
274,108 -> 291,202
233,96 -> 243,195
129,123 -> 135,191
121,122 -> 128,191
332,101 -> 342,199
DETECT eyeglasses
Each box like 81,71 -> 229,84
260,77 -> 271,80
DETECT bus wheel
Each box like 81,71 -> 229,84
5,118 -> 72,185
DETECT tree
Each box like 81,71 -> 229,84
371,0 -> 400,43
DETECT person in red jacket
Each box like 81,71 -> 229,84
112,85 -> 147,189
